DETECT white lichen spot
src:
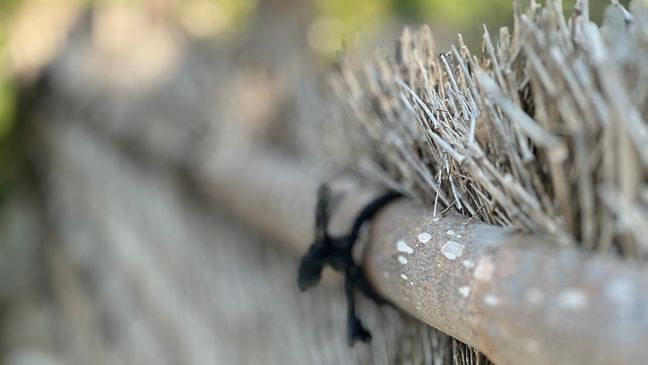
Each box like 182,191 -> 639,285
396,240 -> 414,254
462,260 -> 475,269
409,281 -> 415,286
558,289 -> 588,310
398,256 -> 408,264
474,256 -> 495,281
440,241 -> 465,260
400,273 -> 408,280
484,294 -> 499,307
525,288 -> 544,305
447,230 -> 456,236
458,286 -> 471,298
418,232 -> 432,243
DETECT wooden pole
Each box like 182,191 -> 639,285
199,149 -> 648,365
366,200 -> 648,365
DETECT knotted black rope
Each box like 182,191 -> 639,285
297,184 -> 401,345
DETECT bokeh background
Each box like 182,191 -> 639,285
0,0 -> 631,364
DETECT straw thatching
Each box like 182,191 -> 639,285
333,0 -> 648,255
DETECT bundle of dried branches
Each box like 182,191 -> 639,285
332,0 -> 648,257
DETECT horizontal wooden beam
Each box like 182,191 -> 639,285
200,149 -> 648,365
366,200 -> 648,365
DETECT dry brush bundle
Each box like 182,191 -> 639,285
331,0 -> 648,258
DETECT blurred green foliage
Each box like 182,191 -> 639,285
393,0 -> 513,25
0,0 -> 21,141
177,0 -> 257,38
314,0 -> 391,36
392,0 -> 514,49
314,0 -> 631,53
0,0 -> 22,202
393,0 -> 630,25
